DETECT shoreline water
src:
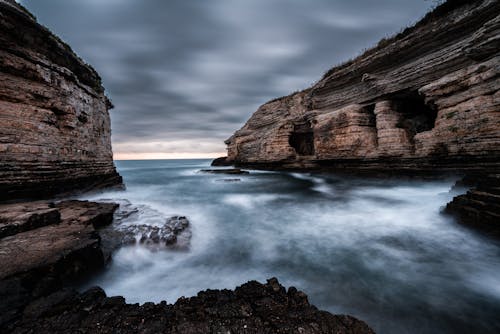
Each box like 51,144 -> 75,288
76,159 -> 500,334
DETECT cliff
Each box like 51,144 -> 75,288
222,0 -> 500,172
0,0 -> 122,200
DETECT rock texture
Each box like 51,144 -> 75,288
0,200 -> 118,328
223,0 -> 500,173
446,173 -> 500,235
5,278 -> 374,334
0,0 -> 122,200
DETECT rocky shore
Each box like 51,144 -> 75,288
216,0 -> 500,233
0,200 -> 374,333
0,200 -> 118,328
5,278 -> 374,334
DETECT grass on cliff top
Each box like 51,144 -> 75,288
264,0 -> 475,106
320,0 -> 476,80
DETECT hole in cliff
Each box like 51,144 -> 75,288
394,91 -> 437,138
289,122 -> 315,156
363,104 -> 376,127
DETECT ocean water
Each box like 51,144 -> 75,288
80,159 -> 500,334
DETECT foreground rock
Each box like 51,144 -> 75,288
446,173 -> 500,236
0,200 -> 118,327
0,0 -> 122,200
221,0 -> 500,173
6,278 -> 374,334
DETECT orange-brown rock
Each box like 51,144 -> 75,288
223,0 -> 500,173
0,0 -> 122,200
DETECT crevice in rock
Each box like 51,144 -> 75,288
289,122 -> 315,156
393,91 -> 437,143
363,103 -> 378,147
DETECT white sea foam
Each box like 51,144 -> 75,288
79,160 -> 500,334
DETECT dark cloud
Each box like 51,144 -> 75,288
20,0 -> 435,157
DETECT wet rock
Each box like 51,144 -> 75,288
446,173 -> 500,236
210,156 -> 233,166
6,278 -> 375,334
0,200 -> 118,328
0,202 -> 61,239
119,216 -> 191,249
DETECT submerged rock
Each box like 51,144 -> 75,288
216,178 -> 242,182
200,168 -> 250,175
6,278 -> 375,334
121,216 -> 191,249
98,200 -> 192,250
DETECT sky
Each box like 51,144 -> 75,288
19,0 -> 436,160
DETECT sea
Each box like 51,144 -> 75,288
79,159 -> 500,334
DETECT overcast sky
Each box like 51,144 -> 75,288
20,0 -> 435,159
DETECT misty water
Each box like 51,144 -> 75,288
81,159 -> 500,334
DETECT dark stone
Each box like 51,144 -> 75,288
114,215 -> 191,249
211,156 -> 233,166
6,278 -> 375,334
445,173 -> 500,237
0,200 -> 118,328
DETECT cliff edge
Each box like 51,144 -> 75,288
222,0 -> 500,173
0,0 -> 122,200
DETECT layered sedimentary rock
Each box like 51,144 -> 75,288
0,0 -> 122,200
223,0 -> 500,172
446,173 -> 500,235
0,200 -> 118,327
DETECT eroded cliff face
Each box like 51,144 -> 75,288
0,0 -> 122,199
224,0 -> 500,172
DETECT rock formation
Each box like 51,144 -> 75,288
5,278 -> 374,334
221,0 -> 500,173
0,0 -> 122,200
0,200 -> 118,328
446,173 -> 500,236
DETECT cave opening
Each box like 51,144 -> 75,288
289,122 -> 315,156
363,103 -> 377,127
393,91 -> 437,139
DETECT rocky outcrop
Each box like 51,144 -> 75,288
0,0 -> 122,200
114,216 -> 192,249
446,173 -> 500,235
222,0 -> 500,173
0,200 -> 118,328
5,278 -> 374,334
